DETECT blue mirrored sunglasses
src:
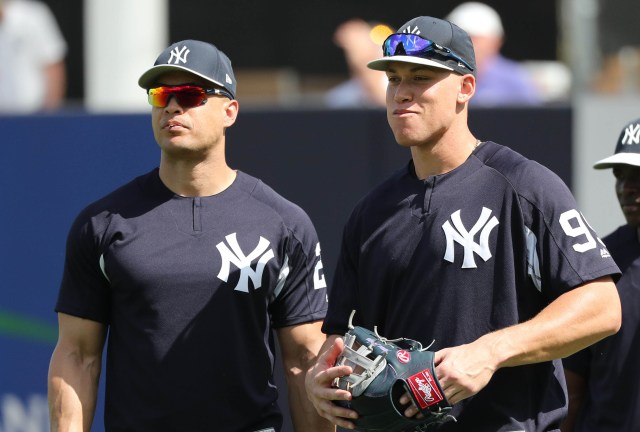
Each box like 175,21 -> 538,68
382,34 -> 474,72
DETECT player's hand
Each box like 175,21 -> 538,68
434,343 -> 497,404
399,342 -> 497,418
305,336 -> 359,429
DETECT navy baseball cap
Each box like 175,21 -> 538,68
593,118 -> 640,169
138,40 -> 237,99
367,16 -> 476,76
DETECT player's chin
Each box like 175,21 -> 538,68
623,212 -> 640,228
160,141 -> 206,158
397,139 -> 430,151
391,131 -> 422,148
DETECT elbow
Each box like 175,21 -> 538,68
281,362 -> 307,389
606,302 -> 622,336
282,365 -> 303,385
601,287 -> 622,337
53,343 -> 103,380
282,353 -> 316,383
599,311 -> 621,340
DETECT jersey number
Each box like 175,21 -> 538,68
558,209 -> 596,253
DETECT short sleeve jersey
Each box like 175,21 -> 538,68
56,169 -> 328,432
323,142 -> 620,431
563,224 -> 640,432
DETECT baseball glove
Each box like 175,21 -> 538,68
332,313 -> 454,431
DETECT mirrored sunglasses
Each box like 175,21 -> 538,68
147,85 -> 233,108
382,34 -> 474,72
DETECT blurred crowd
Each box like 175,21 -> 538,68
1,0 -> 639,113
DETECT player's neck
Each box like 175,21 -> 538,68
411,134 -> 479,180
159,157 -> 236,197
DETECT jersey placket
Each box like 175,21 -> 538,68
422,177 -> 436,215
193,197 -> 202,232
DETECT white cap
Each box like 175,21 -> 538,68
446,2 -> 504,37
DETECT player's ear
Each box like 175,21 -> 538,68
222,99 -> 239,128
457,74 -> 475,104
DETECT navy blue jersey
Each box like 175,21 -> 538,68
599,224 -> 640,273
323,142 -> 620,431
56,169 -> 328,432
563,224 -> 640,431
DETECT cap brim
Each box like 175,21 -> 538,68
367,55 -> 454,72
593,153 -> 640,169
138,64 -> 227,91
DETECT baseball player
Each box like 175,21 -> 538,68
47,40 -> 332,432
305,16 -> 622,431
562,117 -> 640,431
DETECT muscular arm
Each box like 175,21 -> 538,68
434,276 -> 620,404
402,276 -> 620,411
48,313 -> 107,432
305,335 -> 358,430
277,321 -> 335,432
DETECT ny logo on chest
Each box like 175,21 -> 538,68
216,233 -> 275,292
441,207 -> 499,268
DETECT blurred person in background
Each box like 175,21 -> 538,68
0,0 -> 67,113
592,0 -> 640,93
562,117 -> 640,431
446,2 -> 541,106
324,18 -> 393,109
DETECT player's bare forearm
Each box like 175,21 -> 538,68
430,276 -> 620,406
305,335 -> 358,429
277,322 -> 336,431
48,313 -> 106,432
482,276 -> 620,367
48,344 -> 101,431
287,367 -> 335,432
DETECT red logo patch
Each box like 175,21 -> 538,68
407,369 -> 444,409
396,349 -> 411,363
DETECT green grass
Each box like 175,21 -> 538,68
0,309 -> 58,345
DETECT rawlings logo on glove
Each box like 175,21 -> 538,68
332,311 -> 454,431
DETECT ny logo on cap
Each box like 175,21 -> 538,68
622,123 -> 640,145
402,25 -> 421,35
168,46 -> 190,65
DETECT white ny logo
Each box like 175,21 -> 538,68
442,207 -> 499,269
168,46 -> 190,64
622,123 -> 640,145
402,25 -> 421,34
216,233 -> 275,292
